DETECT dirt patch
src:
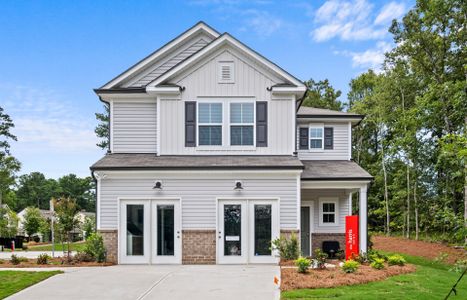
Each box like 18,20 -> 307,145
281,263 -> 416,291
373,235 -> 466,264
0,257 -> 113,268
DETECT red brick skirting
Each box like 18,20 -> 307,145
182,230 -> 216,264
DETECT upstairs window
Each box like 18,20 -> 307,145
309,126 -> 324,150
198,103 -> 222,146
230,102 -> 254,146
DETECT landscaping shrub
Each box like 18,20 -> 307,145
22,244 -> 28,251
10,254 -> 28,265
272,234 -> 299,260
74,251 -> 94,263
295,257 -> 311,273
36,253 -> 50,265
388,254 -> 406,266
342,260 -> 359,273
314,249 -> 328,269
370,258 -> 385,270
0,259 -> 4,264
450,259 -> 467,273
335,249 -> 345,260
368,249 -> 387,262
83,233 -> 106,262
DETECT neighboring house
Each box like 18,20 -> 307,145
17,208 -> 53,239
91,22 -> 372,265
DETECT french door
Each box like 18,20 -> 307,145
119,199 -> 181,264
218,199 -> 278,264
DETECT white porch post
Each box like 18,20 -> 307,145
348,193 -> 353,215
359,185 -> 368,254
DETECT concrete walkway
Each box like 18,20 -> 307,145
0,251 -> 76,259
5,265 -> 280,300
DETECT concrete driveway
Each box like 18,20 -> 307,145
6,265 -> 280,300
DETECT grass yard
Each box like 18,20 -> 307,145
28,241 -> 86,252
0,271 -> 62,299
282,253 -> 467,299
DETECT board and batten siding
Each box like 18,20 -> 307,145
159,48 -> 295,155
297,122 -> 350,160
98,172 -> 299,230
112,101 -> 157,153
302,189 -> 350,234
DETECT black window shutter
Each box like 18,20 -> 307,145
299,128 -> 309,150
256,101 -> 268,147
185,101 -> 196,147
324,127 -> 333,149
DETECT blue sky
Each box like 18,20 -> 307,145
0,0 -> 412,179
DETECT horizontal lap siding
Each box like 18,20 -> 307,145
297,122 -> 349,160
99,174 -> 298,230
301,189 -> 349,233
112,102 -> 157,153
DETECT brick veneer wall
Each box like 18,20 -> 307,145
182,230 -> 216,264
99,229 -> 118,264
311,233 -> 345,256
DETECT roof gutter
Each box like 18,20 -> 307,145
90,165 -> 305,171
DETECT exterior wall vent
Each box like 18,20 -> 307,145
218,61 -> 234,83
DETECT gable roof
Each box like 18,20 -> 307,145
100,21 -> 220,90
96,22 -> 306,94
301,160 -> 373,181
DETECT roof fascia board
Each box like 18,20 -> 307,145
271,86 -> 307,97
146,86 -> 182,95
90,165 -> 304,171
101,22 -> 220,89
147,33 -> 305,89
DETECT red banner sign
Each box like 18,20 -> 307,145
345,215 -> 359,260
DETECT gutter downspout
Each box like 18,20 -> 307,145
90,170 -> 98,233
294,88 -> 308,155
97,95 -> 111,154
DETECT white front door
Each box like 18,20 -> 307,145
217,199 -> 279,264
119,200 -> 150,264
218,200 -> 248,264
151,200 -> 181,264
119,199 -> 181,264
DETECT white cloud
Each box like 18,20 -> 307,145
242,10 -> 283,37
311,0 -> 406,42
374,2 -> 406,25
334,41 -> 392,71
0,83 -> 98,154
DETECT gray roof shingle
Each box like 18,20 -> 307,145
297,106 -> 364,118
90,154 -> 304,170
301,160 -> 373,180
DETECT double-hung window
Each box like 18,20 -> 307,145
230,102 -> 254,146
198,103 -> 223,146
309,125 -> 324,150
319,198 -> 338,226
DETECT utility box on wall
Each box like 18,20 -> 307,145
345,215 -> 359,260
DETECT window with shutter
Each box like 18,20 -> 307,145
324,127 -> 334,149
198,103 -> 223,146
256,102 -> 267,147
230,102 -> 254,146
299,128 -> 309,150
185,102 -> 196,147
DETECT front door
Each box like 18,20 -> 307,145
249,200 -> 279,263
218,200 -> 248,264
120,200 -> 150,264
151,200 -> 181,264
301,207 -> 311,256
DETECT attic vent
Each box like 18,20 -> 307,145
218,61 -> 234,83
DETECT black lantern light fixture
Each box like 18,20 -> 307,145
153,180 -> 163,190
234,180 -> 243,190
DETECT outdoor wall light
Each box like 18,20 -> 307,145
234,180 -> 243,190
153,180 -> 163,190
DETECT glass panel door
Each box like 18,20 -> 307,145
119,201 -> 150,264
157,205 -> 174,256
218,201 -> 247,264
254,205 -> 272,256
126,204 -> 145,256
152,200 -> 181,264
249,200 -> 279,264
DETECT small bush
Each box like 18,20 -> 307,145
295,257 -> 312,273
36,253 -> 50,265
0,259 -> 5,264
11,254 -> 28,265
388,254 -> 406,266
342,260 -> 359,273
314,248 -> 328,269
335,249 -> 345,260
368,249 -> 387,262
74,251 -> 94,263
370,258 -> 385,270
22,244 -> 28,251
450,259 -> 467,273
271,234 -> 300,260
83,233 -> 106,263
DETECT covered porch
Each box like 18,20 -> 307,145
299,160 -> 372,257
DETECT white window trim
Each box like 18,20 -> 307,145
228,101 -> 256,147
197,101 -> 224,148
309,123 -> 324,152
319,197 -> 339,226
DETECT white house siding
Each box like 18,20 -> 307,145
123,33 -> 214,88
159,48 -> 295,155
301,189 -> 350,234
297,122 -> 350,160
98,171 -> 299,231
112,100 -> 157,153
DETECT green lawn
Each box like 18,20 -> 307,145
282,254 -> 467,299
0,271 -> 62,299
28,241 -> 86,252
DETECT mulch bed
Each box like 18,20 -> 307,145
373,235 -> 466,264
281,263 -> 416,291
0,257 -> 113,268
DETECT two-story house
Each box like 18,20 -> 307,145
91,22 -> 372,264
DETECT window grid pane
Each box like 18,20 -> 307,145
231,126 -> 253,145
199,126 -> 222,145
310,139 -> 322,149
310,128 -> 323,138
230,103 -> 254,124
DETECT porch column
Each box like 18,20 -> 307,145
359,185 -> 368,254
